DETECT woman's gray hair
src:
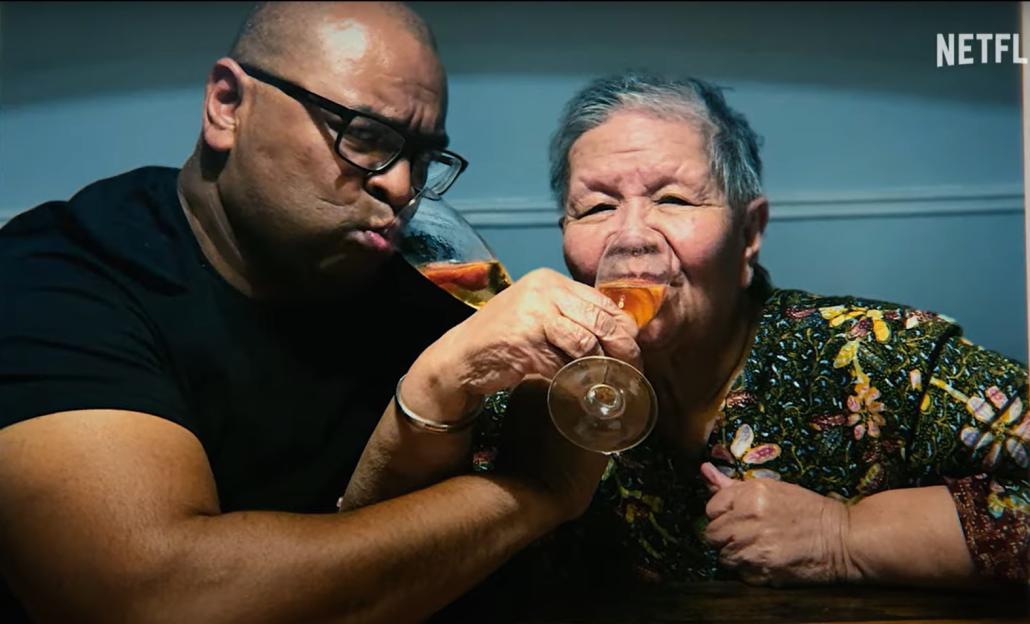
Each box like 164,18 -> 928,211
549,71 -> 764,211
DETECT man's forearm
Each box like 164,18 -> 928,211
342,347 -> 495,511
844,485 -> 980,587
103,475 -> 558,624
341,400 -> 474,510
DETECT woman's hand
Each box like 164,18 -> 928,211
700,462 -> 859,586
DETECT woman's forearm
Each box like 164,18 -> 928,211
844,485 -> 981,588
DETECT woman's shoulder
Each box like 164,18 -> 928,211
737,286 -> 966,396
763,286 -> 954,319
758,286 -> 963,343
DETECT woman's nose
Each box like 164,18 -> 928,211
611,200 -> 673,256
617,198 -> 656,229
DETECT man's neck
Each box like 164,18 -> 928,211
177,154 -> 262,299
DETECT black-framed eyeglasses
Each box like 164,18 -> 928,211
237,62 -> 468,198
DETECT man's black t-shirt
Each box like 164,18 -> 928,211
0,167 -> 472,618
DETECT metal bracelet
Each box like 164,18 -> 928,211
394,374 -> 483,433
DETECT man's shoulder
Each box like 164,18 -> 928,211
64,166 -> 181,216
1,167 -> 194,292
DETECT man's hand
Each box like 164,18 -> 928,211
402,268 -> 640,425
700,462 -> 858,586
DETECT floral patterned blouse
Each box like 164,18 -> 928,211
473,285 -> 1029,586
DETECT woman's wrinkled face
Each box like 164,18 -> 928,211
562,110 -> 753,352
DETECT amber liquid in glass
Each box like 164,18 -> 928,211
420,260 -> 513,309
597,280 -> 666,328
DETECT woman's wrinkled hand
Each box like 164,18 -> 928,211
700,462 -> 860,587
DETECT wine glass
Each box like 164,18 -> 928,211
392,193 -> 512,309
546,227 -> 670,454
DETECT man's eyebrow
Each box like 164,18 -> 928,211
350,104 -> 449,149
412,132 -> 450,150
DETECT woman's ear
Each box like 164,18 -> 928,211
740,195 -> 769,288
202,57 -> 247,153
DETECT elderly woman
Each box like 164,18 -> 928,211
481,71 -> 1026,591
344,72 -> 1028,601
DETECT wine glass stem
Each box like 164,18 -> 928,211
582,380 -> 626,420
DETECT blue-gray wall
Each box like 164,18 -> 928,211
2,1 -> 1026,362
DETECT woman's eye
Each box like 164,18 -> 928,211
657,195 -> 693,206
582,203 -> 616,217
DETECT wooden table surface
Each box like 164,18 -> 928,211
504,580 -> 1030,623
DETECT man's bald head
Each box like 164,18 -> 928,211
229,1 -> 437,72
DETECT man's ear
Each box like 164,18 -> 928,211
202,57 -> 247,153
740,195 -> 769,288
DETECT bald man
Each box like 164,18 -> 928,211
0,2 -> 631,622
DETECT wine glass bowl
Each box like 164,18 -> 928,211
393,194 -> 512,309
596,281 -> 666,329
